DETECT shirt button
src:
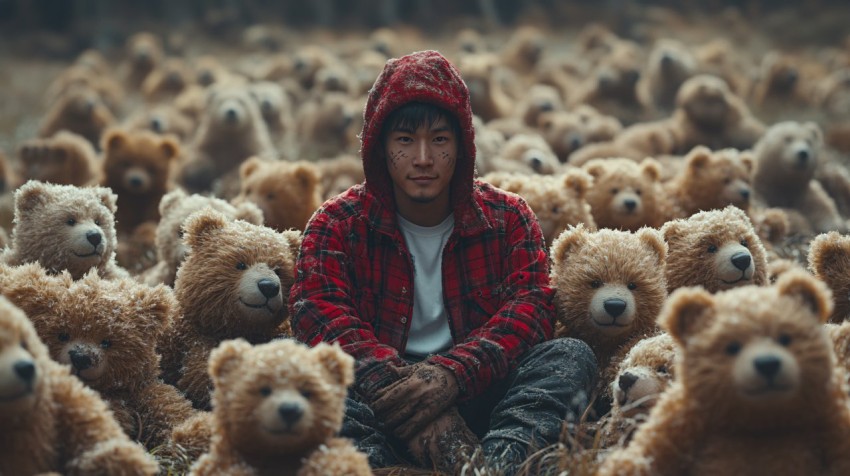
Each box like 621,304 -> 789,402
400,317 -> 407,324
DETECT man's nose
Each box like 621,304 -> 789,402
413,141 -> 434,166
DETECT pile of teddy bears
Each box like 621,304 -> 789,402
2,6 -> 850,475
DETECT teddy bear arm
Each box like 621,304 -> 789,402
177,344 -> 216,409
297,437 -> 372,476
801,181 -> 846,233
134,380 -> 198,448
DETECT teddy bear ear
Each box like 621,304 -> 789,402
159,188 -> 187,216
776,269 -> 832,323
94,187 -> 118,214
660,218 -> 684,244
685,146 -> 711,173
808,231 -> 849,280
234,201 -> 265,225
209,339 -> 252,383
564,169 -> 592,198
312,342 -> 355,388
659,287 -> 715,345
636,227 -> 667,264
739,151 -> 755,174
550,224 -> 588,264
280,230 -> 303,261
15,180 -> 52,213
804,121 -> 823,144
0,296 -> 52,362
159,136 -> 180,161
136,284 -> 178,335
0,263 -> 65,319
640,158 -> 661,182
293,163 -> 320,189
102,129 -> 127,153
184,208 -> 228,248
240,157 -> 264,180
583,161 -> 606,179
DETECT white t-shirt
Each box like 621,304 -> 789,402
397,213 -> 454,358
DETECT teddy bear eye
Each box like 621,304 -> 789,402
635,189 -> 642,196
300,388 -> 313,399
610,188 -> 619,195
740,239 -> 748,247
94,218 -> 102,226
259,386 -> 272,396
656,365 -> 668,374
590,280 -> 603,289
236,262 -> 248,270
551,205 -> 560,213
66,218 -> 76,226
100,339 -> 111,349
707,245 -> 718,253
777,333 -> 792,346
627,282 -> 637,290
20,340 -> 28,350
266,192 -> 275,200
58,332 -> 70,342
725,341 -> 741,356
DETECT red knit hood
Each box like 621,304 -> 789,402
360,50 -> 477,210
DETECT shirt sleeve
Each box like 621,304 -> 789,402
288,208 -> 407,401
427,197 -> 555,401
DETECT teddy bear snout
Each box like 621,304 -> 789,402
257,278 -> 280,299
795,148 -> 810,166
0,349 -> 37,400
604,298 -> 627,318
753,355 -> 782,381
124,167 -> 151,192
716,243 -> 754,286
85,229 -> 102,247
590,285 -> 636,328
277,402 -> 304,427
731,252 -> 751,271
69,348 -> 93,370
618,372 -> 638,391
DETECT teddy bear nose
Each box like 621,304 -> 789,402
129,176 -> 144,187
257,278 -> 280,298
86,230 -> 102,246
150,117 -> 164,132
277,402 -> 304,426
731,252 -> 751,271
539,101 -> 554,112
740,188 -> 750,200
797,149 -> 810,163
568,134 -> 583,151
14,360 -> 36,382
69,349 -> 92,370
660,53 -> 674,67
604,298 -> 627,318
618,372 -> 638,391
624,199 -> 637,211
754,355 -> 781,380
225,108 -> 238,122
530,156 -> 543,171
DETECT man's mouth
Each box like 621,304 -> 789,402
410,176 -> 436,183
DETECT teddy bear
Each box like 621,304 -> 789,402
669,74 -> 765,154
749,52 -> 810,115
665,146 -> 753,218
458,53 -> 515,122
808,231 -> 850,323
140,188 -> 264,287
0,149 -> 20,234
752,121 -> 846,234
101,128 -> 180,236
0,293 -> 160,475
45,62 -> 124,117
249,81 -> 293,153
0,263 -> 198,450
570,39 -> 645,125
315,154 -> 366,200
637,38 -> 697,114
487,133 -> 561,175
481,169 -> 596,244
124,32 -> 164,90
2,180 -> 128,280
232,157 -> 322,232
39,85 -> 116,148
485,84 -> 563,140
597,270 -> 850,475
125,104 -> 196,142
189,339 -> 372,476
500,26 -> 545,76
581,157 -> 668,231
17,130 -> 102,186
538,106 -> 623,163
550,224 -> 667,387
601,332 -> 677,448
662,206 -> 768,294
158,208 -> 301,409
178,83 -> 277,197
142,58 -> 194,102
294,92 -> 358,161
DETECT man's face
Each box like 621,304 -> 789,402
385,116 -> 457,209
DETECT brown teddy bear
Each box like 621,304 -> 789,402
189,339 -> 371,476
538,106 -> 623,163
752,121 -> 846,234
294,92 -> 358,161
142,58 -> 194,102
601,332 -> 677,448
39,85 -> 116,148
124,32 -> 164,90
140,189 -> 264,287
481,170 -> 596,244
0,263 -> 197,449
457,53 -> 515,122
582,158 -> 668,231
158,209 -> 300,409
250,81 -> 293,152
2,181 -> 128,280
0,293 -> 159,475
101,129 -> 180,236
45,63 -> 124,117
232,157 -> 322,232
487,133 -> 561,175
571,39 -> 645,125
18,131 -> 102,186
124,104 -> 196,142
598,270 -> 850,475
178,83 -> 276,197
315,154 -> 366,201
665,146 -> 753,217
551,224 -> 667,377
662,206 -> 768,294
808,231 -> 850,323
637,38 -> 697,114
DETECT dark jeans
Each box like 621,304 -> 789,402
341,337 -> 598,469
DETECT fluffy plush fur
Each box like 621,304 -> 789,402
809,231 -> 850,323
158,209 -> 301,409
665,146 -> 753,217
2,181 -> 128,280
638,38 -> 697,113
582,158 -> 668,231
598,271 -> 850,475
0,263 -> 196,449
39,86 -> 116,147
232,157 -> 322,232
662,206 -> 768,294
189,339 -> 371,476
0,293 -> 159,475
315,154 -> 366,200
18,131 -> 102,186
140,189 -> 264,287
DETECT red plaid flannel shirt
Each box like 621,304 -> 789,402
288,180 -> 555,402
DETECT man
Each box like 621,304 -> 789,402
288,50 -> 596,473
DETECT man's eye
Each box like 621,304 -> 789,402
434,136 -> 449,144
397,136 -> 413,144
